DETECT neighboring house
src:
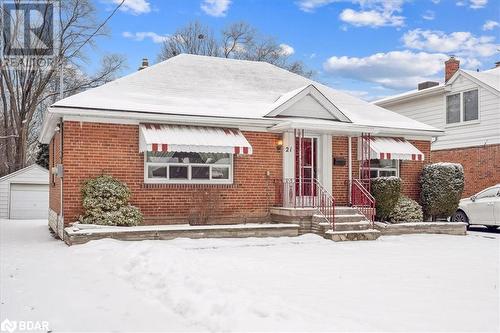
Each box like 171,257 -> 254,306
375,57 -> 500,198
39,54 -> 442,239
0,164 -> 49,219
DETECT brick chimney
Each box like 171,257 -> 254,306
445,56 -> 460,82
138,58 -> 149,71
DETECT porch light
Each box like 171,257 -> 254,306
276,139 -> 283,151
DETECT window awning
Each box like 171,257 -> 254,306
367,137 -> 425,161
139,124 -> 253,155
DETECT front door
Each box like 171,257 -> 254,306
295,136 -> 317,201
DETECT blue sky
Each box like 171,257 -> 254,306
89,0 -> 500,100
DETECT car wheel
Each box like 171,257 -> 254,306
486,226 -> 498,231
451,211 -> 469,225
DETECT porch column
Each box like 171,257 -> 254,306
319,134 -> 332,195
282,131 -> 295,179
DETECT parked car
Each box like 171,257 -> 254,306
452,184 -> 500,230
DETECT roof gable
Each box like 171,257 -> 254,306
265,85 -> 350,122
0,164 -> 49,183
447,69 -> 500,96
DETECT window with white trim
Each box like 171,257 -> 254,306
446,89 -> 478,124
145,151 -> 233,183
363,159 -> 399,178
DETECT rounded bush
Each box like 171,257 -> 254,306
388,195 -> 423,223
420,163 -> 464,221
370,177 -> 402,221
80,175 -> 143,226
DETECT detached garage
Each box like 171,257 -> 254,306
0,164 -> 49,219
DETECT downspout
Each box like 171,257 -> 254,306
59,119 -> 64,239
348,136 -> 352,205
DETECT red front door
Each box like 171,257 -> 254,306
295,137 -> 317,197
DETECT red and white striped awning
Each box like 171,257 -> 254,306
367,137 -> 425,161
139,124 -> 253,155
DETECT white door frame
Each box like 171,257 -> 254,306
281,131 -> 332,195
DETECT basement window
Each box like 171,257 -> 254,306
144,151 -> 233,184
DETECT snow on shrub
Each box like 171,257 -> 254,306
388,195 -> 423,223
420,163 -> 464,221
370,177 -> 401,221
80,175 -> 143,226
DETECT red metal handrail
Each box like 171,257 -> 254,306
351,179 -> 375,226
275,178 -> 336,230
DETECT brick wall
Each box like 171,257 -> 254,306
59,121 -> 282,225
400,140 -> 431,201
332,137 -> 430,205
50,122 -> 433,226
431,144 -> 500,197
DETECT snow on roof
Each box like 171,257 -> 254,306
51,54 -> 439,133
374,84 -> 444,105
462,67 -> 500,92
375,66 -> 500,106
0,163 -> 49,183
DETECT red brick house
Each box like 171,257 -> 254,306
375,57 -> 500,197
39,54 -> 442,239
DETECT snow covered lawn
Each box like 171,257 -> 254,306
1,220 -> 498,332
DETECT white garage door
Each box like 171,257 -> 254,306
10,184 -> 49,219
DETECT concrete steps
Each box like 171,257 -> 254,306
325,229 -> 381,242
313,206 -> 380,242
271,206 -> 380,242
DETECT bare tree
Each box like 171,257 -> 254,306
221,22 -> 255,58
158,21 -> 219,59
0,0 -> 125,176
158,21 -> 313,78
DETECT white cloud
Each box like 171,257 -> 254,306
201,0 -> 231,17
122,31 -> 169,43
402,29 -> 499,58
323,50 -> 448,89
456,0 -> 488,9
296,0 -> 336,12
431,0 -> 440,4
422,10 -> 435,20
297,1 -> 407,27
340,8 -> 404,27
279,44 -> 295,56
483,20 -> 499,31
111,0 -> 151,15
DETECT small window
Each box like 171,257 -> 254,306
463,90 -> 478,121
363,159 -> 399,178
446,94 -> 460,124
446,89 -> 479,125
145,151 -> 232,183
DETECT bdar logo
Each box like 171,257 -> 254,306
0,319 -> 17,333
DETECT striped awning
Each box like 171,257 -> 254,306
367,137 -> 424,161
139,124 -> 253,155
